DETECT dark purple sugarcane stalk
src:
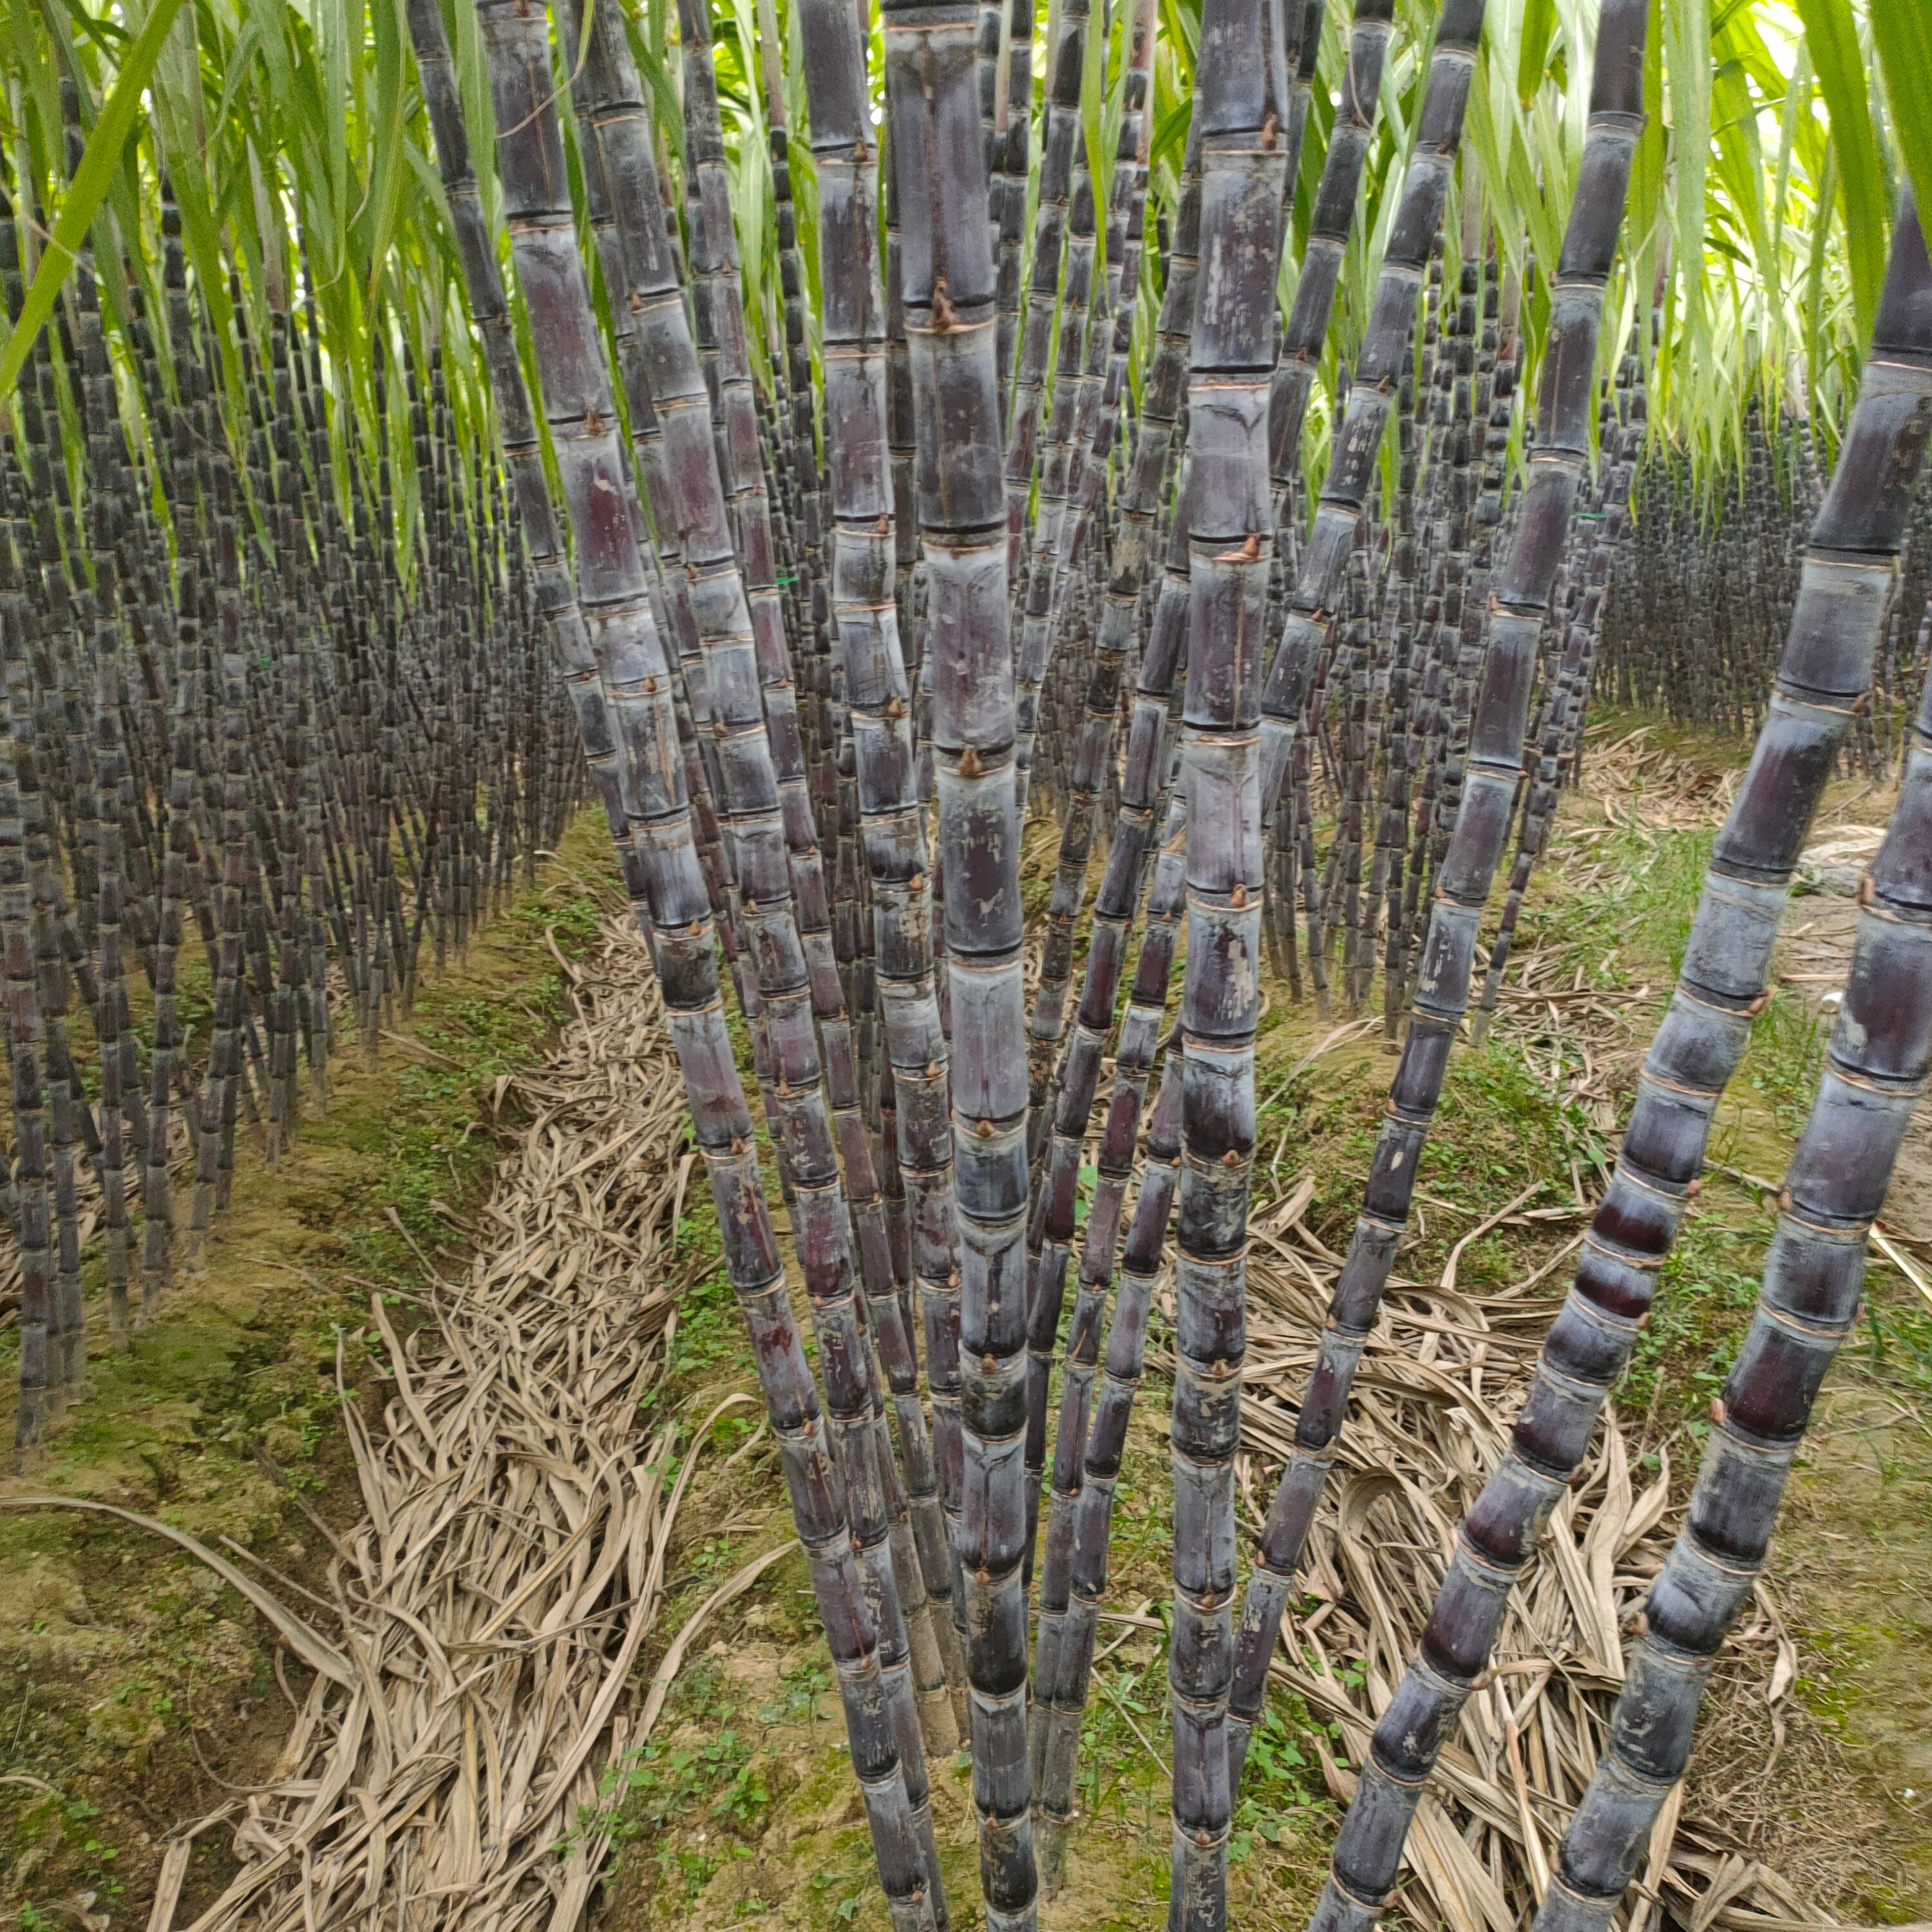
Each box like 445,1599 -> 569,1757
882,1 -> 1038,1920
1002,0 -> 1090,588
1020,0 -> 1160,1104
1014,118 -> 1202,1634
1468,401 -> 1639,1043
993,0 -> 1032,415
1255,0 -> 1484,827
1028,802 -> 1187,1882
1262,0 -> 1395,540
1168,0 -> 1293,1918
405,5 -> 942,1923
790,0 -> 974,1730
1230,0 -> 1648,1797
1531,283 -> 1932,1932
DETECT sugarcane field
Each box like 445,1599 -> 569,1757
5,0 -> 1932,1929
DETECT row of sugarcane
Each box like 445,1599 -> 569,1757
12,0 -> 1932,1927
1600,408 -> 1932,778
0,86 -> 584,1455
387,0 -> 1932,1926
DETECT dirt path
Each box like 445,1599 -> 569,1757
117,914 -> 703,1932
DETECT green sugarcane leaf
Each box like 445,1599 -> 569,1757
1793,0 -> 1888,353
1872,2 -> 1932,232
1516,0 -> 1555,106
0,0 -> 190,397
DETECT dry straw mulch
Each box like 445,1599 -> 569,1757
15,916 -> 749,1932
1226,1173 -> 1843,1932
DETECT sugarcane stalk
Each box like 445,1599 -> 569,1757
883,1 -> 1039,1920
1168,0 -> 1293,1920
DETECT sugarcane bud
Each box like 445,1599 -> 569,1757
932,276 -> 956,332
1709,1397 -> 1726,1425
583,404 -> 601,435
1777,1188 -> 1794,1213
1685,1177 -> 1702,1198
927,1059 -> 943,1079
1629,1611 -> 1649,1635
876,513 -> 891,536
642,677 -> 658,694
976,1117 -> 996,1139
1747,990 -> 1770,1015
1260,110 -> 1278,151
886,696 -> 905,719
1222,1149 -> 1240,1168
949,1269 -> 961,1288
1471,1670 -> 1493,1690
1231,883 -> 1248,908
960,744 -> 983,778
982,1352 -> 998,1374
1859,873 -> 1877,907
911,872 -> 926,892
